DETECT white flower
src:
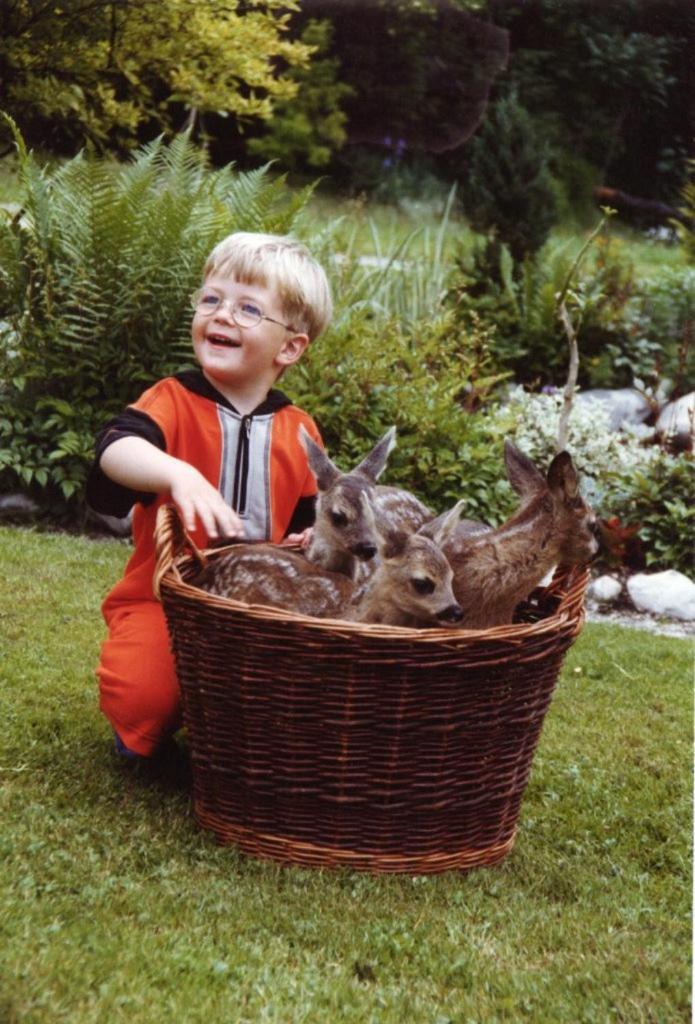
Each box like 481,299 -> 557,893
496,386 -> 669,508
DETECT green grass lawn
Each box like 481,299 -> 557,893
0,526 -> 691,1023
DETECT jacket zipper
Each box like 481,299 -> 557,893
232,415 -> 251,516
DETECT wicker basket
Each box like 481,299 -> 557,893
153,503 -> 589,874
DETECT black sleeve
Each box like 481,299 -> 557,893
284,495 -> 317,537
85,408 -> 166,517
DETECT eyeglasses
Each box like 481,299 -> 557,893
190,287 -> 296,333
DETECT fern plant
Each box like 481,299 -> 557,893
0,118 -> 315,515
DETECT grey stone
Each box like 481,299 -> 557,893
576,389 -> 652,432
627,570 -> 695,621
87,508 -> 133,538
656,392 -> 694,451
589,575 -> 622,604
0,493 -> 39,518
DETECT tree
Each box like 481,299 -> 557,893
0,0 -> 312,152
293,0 -> 508,154
246,19 -> 354,173
487,0 -> 692,204
463,92 -> 556,262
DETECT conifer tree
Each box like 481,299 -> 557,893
463,92 -> 556,263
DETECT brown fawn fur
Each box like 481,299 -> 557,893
192,544 -> 355,619
422,440 -> 599,629
193,499 -> 465,627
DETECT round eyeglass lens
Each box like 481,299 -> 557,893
232,303 -> 263,329
192,289 -> 222,313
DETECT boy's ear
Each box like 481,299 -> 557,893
275,332 -> 310,369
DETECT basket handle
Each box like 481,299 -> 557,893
153,503 -> 208,600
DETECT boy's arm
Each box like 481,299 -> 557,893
100,436 -> 243,539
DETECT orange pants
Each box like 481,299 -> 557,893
97,601 -> 182,756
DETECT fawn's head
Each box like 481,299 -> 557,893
364,495 -> 465,625
300,426 -> 396,562
504,440 -> 599,564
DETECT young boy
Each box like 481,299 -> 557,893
86,232 -> 332,759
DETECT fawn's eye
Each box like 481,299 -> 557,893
411,577 -> 435,595
330,511 -> 348,529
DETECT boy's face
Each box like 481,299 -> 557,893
191,275 -> 309,400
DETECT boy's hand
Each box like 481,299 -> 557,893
169,463 -> 243,540
282,527 -> 313,549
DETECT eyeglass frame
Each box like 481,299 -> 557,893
190,286 -> 297,334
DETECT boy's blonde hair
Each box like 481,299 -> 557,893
203,231 -> 332,342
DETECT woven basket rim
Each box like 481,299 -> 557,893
159,552 -> 588,644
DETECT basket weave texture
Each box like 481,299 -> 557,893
154,504 -> 589,874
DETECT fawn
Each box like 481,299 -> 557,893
299,425 -> 433,578
192,427 -> 422,619
423,440 -> 599,629
193,495 -> 466,627
299,426 -> 487,570
348,496 -> 465,627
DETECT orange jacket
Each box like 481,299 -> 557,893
87,370 -> 320,611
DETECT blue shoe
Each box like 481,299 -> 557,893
113,729 -> 142,760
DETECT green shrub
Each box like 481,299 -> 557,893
621,266 -> 695,393
447,229 -> 685,389
605,457 -> 695,575
287,308 -> 513,523
547,151 -> 602,228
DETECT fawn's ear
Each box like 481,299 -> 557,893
354,426 -> 397,482
431,499 -> 465,548
360,491 -> 407,560
504,439 -> 546,496
380,528 -> 409,561
299,426 -> 341,491
547,451 -> 580,501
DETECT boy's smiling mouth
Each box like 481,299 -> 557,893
206,332 -> 240,348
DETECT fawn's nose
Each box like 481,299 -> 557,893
351,542 -> 377,561
437,604 -> 464,623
